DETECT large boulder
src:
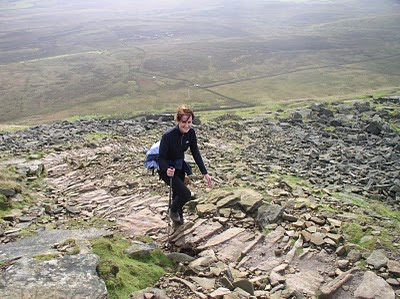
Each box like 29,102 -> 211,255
0,229 -> 112,298
366,249 -> 388,269
365,121 -> 383,135
256,204 -> 284,230
0,228 -> 111,260
0,254 -> 107,299
16,160 -> 45,177
354,271 -> 395,299
237,189 -> 264,214
124,241 -> 158,258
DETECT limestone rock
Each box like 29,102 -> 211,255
167,252 -> 195,263
386,278 -> 400,287
215,194 -> 240,209
209,287 -> 231,298
0,254 -> 107,299
196,203 -> 218,217
220,276 -> 234,290
354,271 -> 395,299
365,121 -> 382,135
237,189 -> 264,214
387,260 -> 400,277
232,278 -> 255,295
282,211 -> 298,222
16,160 -> 45,177
366,249 -> 389,269
347,249 -> 362,263
124,241 -> 158,258
190,276 -> 216,290
286,270 -> 324,296
232,287 -> 251,298
310,232 -> 326,246
0,228 -> 111,260
130,287 -> 168,299
0,188 -> 17,197
256,204 -> 284,230
189,256 -> 216,272
319,269 -> 355,299
270,271 -> 285,286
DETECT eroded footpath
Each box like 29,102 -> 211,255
0,97 -> 399,298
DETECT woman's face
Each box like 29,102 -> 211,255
178,114 -> 192,134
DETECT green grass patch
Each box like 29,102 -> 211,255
389,123 -> 400,133
26,152 -> 45,160
336,192 -> 400,222
0,200 -> 26,219
281,174 -> 313,191
341,223 -> 396,251
134,235 -> 154,244
334,192 -> 369,208
33,253 -> 62,261
318,204 -> 338,214
295,247 -> 304,256
85,131 -> 113,142
91,235 -> 174,299
358,231 -> 395,251
11,222 -> 39,238
355,259 -> 368,270
342,223 -> 371,245
323,126 -> 336,132
0,168 -> 31,218
0,124 -> 30,134
0,193 -> 11,210
60,239 -> 81,255
262,228 -> 274,236
370,202 -> 400,222
0,179 -> 23,193
282,174 -> 305,186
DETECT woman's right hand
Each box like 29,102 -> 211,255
167,167 -> 175,177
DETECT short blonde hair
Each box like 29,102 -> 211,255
176,105 -> 194,121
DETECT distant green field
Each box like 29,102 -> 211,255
1,0 -> 400,124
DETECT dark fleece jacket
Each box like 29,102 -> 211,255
158,126 -> 207,175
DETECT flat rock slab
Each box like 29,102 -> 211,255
0,228 -> 111,260
174,221 -> 223,248
239,227 -> 286,271
197,227 -> 245,250
294,249 -> 337,275
286,270 -> 324,296
190,276 -> 216,290
118,208 -> 167,237
319,269 -> 364,299
0,254 -> 107,299
213,231 -> 256,262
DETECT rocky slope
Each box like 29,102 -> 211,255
0,97 -> 399,298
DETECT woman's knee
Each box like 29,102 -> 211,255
182,188 -> 191,201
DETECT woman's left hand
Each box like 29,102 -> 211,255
204,173 -> 212,187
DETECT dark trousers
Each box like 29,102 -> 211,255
160,169 -> 191,218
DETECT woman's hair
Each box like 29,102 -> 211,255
176,105 -> 194,121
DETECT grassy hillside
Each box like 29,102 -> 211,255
1,0 -> 400,124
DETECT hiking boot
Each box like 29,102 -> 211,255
178,210 -> 184,225
169,210 -> 181,222
172,221 -> 182,231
